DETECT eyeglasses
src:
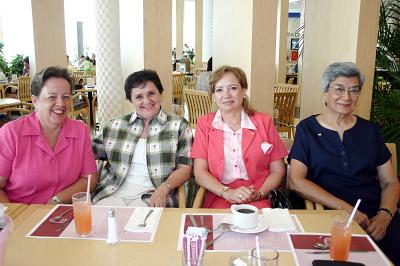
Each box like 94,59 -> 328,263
329,85 -> 361,96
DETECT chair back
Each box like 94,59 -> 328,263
17,76 -> 31,103
172,72 -> 185,104
274,91 -> 297,138
183,88 -> 212,128
72,71 -> 85,85
70,92 -> 91,127
92,94 -> 98,129
273,83 -> 300,93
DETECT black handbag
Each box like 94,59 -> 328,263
268,188 -> 292,209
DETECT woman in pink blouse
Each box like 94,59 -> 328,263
0,67 -> 98,204
191,65 -> 287,208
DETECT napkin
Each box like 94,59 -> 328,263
262,208 -> 296,232
124,207 -> 161,233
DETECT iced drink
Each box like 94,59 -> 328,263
72,192 -> 93,237
330,214 -> 352,261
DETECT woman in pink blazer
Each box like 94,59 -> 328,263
191,66 -> 288,208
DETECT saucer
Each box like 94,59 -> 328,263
227,215 -> 268,234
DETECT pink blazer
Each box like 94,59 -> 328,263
191,112 -> 288,208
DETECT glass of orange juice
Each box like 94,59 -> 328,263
72,192 -> 93,237
330,213 -> 352,261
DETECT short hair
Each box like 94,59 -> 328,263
124,69 -> 164,101
209,65 -> 254,115
31,66 -> 73,96
321,62 -> 365,92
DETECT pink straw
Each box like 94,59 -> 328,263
86,174 -> 91,203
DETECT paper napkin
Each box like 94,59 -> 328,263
124,207 -> 161,233
262,208 -> 296,232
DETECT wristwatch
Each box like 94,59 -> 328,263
51,195 -> 64,204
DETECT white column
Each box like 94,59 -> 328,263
95,0 -> 125,128
195,0 -> 203,69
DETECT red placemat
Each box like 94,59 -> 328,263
30,205 -> 74,237
290,234 -> 375,251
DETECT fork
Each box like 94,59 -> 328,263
206,223 -> 231,248
138,209 -> 154,227
49,208 -> 73,223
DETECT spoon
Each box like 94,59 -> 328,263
314,242 -> 329,250
49,208 -> 73,224
138,209 -> 154,227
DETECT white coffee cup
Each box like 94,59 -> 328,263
231,204 -> 259,229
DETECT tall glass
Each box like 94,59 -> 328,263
330,214 -> 352,261
72,192 -> 93,237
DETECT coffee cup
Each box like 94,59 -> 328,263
231,204 -> 258,229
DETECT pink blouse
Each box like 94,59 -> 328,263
0,113 -> 97,204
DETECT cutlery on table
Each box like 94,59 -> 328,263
49,208 -> 73,223
189,214 -> 198,227
138,209 -> 154,227
306,250 -> 369,254
205,223 -> 231,248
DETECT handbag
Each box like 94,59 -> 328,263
268,188 -> 292,209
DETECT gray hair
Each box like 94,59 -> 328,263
321,62 -> 365,92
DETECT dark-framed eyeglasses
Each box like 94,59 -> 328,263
329,85 -> 361,96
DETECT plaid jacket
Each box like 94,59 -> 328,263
91,109 -> 193,206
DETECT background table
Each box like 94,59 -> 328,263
0,98 -> 21,110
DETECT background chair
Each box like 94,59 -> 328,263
92,94 -> 98,130
273,83 -> 300,94
183,88 -> 212,128
69,92 -> 91,127
273,92 -> 298,138
304,142 -> 398,210
172,72 -> 185,105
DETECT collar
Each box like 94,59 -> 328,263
128,108 -> 168,125
22,112 -> 79,139
211,109 -> 256,130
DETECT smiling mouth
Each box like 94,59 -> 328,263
52,109 -> 65,115
142,104 -> 155,109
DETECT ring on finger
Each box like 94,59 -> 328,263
238,194 -> 243,199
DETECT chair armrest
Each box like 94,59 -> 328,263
192,186 -> 206,208
178,184 -> 186,208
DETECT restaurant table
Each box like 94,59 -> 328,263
75,87 -> 97,128
3,203 -> 28,221
4,206 -> 377,266
0,82 -> 17,98
0,98 -> 21,110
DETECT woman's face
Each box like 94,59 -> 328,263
32,77 -> 72,127
130,81 -> 162,120
214,72 -> 246,114
324,76 -> 360,115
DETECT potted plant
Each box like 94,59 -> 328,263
371,0 -> 400,175
9,54 -> 24,76
0,42 -> 10,80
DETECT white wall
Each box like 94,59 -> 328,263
213,0 -> 253,78
0,0 -> 34,63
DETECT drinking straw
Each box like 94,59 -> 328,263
346,199 -> 361,228
255,236 -> 261,266
86,174 -> 91,203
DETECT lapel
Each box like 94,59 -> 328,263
242,128 -> 256,156
208,127 -> 224,160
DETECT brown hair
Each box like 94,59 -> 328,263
209,65 -> 255,115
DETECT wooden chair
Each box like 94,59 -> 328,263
273,83 -> 300,94
187,81 -> 195,90
70,92 -> 91,127
172,72 -> 185,105
92,94 -> 98,129
273,92 -> 298,138
16,76 -> 32,104
183,88 -> 212,128
304,142 -> 398,210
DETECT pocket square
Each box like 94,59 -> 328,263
261,142 -> 273,154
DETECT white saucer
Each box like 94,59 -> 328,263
223,215 -> 268,234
